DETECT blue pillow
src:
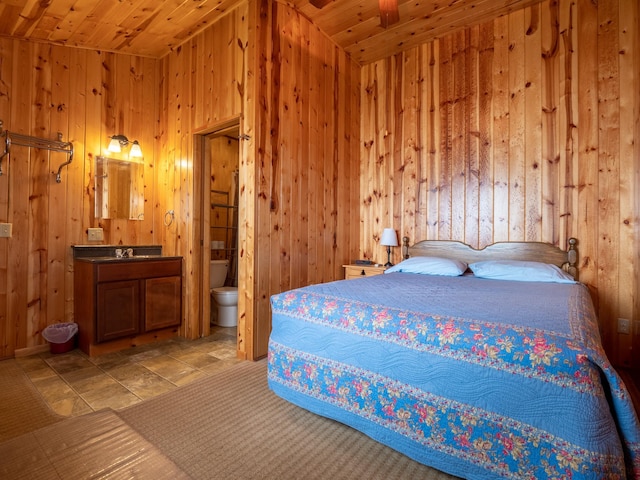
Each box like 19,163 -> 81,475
469,260 -> 575,283
384,257 -> 468,276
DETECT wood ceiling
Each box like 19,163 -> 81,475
292,0 -> 544,64
0,0 -> 543,64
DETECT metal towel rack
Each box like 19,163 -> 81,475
0,120 -> 74,183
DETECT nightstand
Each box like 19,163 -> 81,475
343,264 -> 387,280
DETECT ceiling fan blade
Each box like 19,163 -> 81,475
310,0 -> 333,8
379,0 -> 400,28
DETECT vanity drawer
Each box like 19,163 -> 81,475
95,259 -> 182,282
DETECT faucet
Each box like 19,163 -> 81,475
115,248 -> 135,258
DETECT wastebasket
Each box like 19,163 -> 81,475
42,323 -> 78,354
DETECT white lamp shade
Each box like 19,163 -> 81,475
380,228 -> 398,247
129,141 -> 143,158
108,137 -> 121,153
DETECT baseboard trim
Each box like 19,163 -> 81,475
14,344 -> 50,357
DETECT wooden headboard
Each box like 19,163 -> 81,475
402,237 -> 578,279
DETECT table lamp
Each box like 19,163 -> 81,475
380,228 -> 398,266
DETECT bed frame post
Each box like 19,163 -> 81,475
567,237 -> 578,279
402,237 -> 410,260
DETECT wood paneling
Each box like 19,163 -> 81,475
157,0 -> 359,359
633,0 -> 640,370
157,5 -> 248,353
208,134 -> 239,263
248,0 -> 361,357
360,0 -> 639,366
0,0 -> 636,368
0,3 -> 256,359
0,39 -> 158,358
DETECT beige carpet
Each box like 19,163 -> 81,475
0,410 -> 189,479
0,359 -> 61,442
118,360 -> 460,480
0,358 -> 459,479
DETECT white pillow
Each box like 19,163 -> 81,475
384,256 -> 468,276
469,260 -> 576,283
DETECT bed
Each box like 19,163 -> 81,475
267,238 -> 640,479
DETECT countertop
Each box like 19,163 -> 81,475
74,255 -> 183,264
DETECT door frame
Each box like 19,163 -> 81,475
194,116 -> 241,341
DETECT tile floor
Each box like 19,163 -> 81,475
15,327 -> 241,417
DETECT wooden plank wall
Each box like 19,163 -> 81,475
157,0 -> 361,359
0,39 -> 159,358
0,0 -> 359,360
249,0 -> 361,357
209,135 -> 239,263
157,5 -> 248,349
634,0 -> 640,370
360,0 -> 639,366
0,0 -> 634,366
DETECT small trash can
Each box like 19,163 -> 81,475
42,323 -> 78,354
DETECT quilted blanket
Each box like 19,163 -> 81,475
268,273 -> 640,479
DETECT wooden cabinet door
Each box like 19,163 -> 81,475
144,276 -> 182,331
96,280 -> 141,343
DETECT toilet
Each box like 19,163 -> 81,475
210,259 -> 238,327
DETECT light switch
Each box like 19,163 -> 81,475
0,223 -> 12,238
617,318 -> 631,335
88,227 -> 104,241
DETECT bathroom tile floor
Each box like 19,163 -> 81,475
15,327 -> 241,417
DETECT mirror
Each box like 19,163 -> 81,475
94,156 -> 144,220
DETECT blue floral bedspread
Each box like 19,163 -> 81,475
267,273 -> 640,479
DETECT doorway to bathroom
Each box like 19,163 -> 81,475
197,121 -> 240,340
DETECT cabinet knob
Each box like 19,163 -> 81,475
360,269 -> 365,276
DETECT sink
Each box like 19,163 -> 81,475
72,245 -> 164,260
111,254 -> 163,260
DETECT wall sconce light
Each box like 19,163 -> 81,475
108,134 -> 143,158
380,228 -> 398,267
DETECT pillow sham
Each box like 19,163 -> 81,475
469,260 -> 576,283
384,256 -> 468,276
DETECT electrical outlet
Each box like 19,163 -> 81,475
617,318 -> 631,335
0,223 -> 12,238
87,227 -> 104,241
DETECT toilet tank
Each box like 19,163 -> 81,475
210,259 -> 229,288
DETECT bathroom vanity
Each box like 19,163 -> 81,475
73,246 -> 182,356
